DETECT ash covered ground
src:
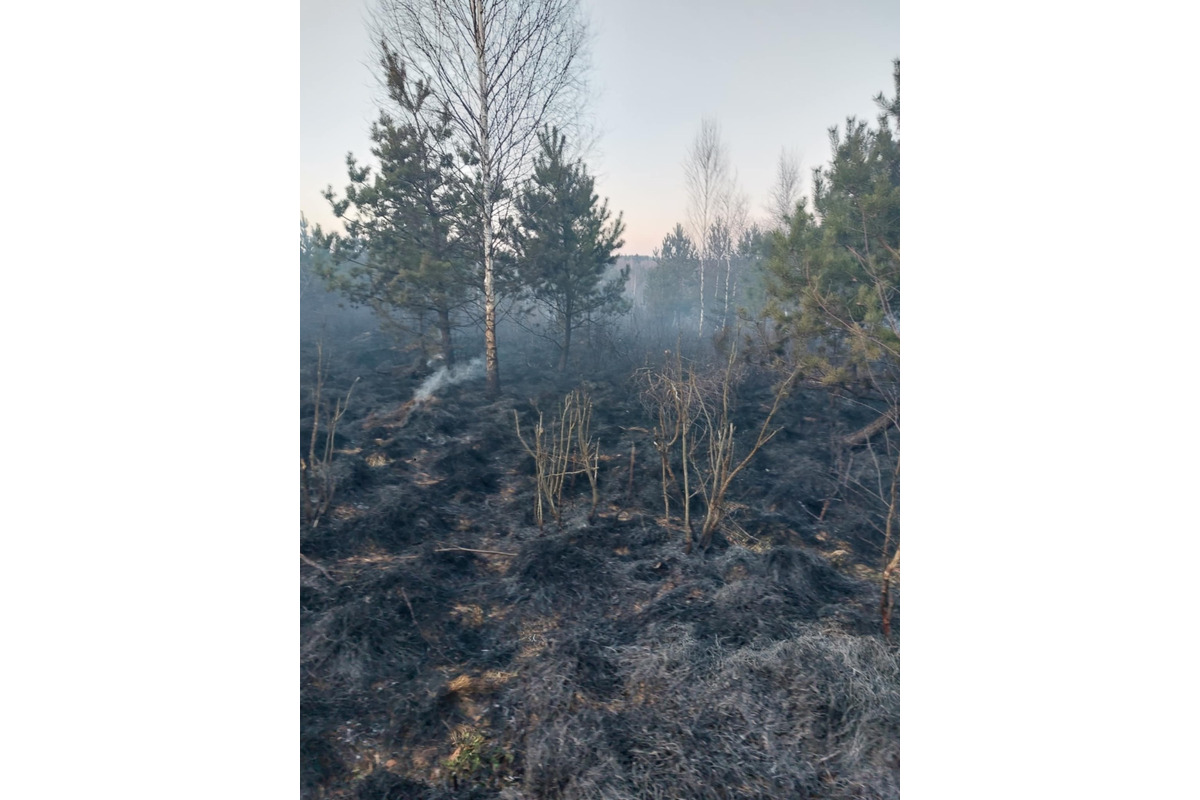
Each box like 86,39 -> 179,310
301,321 -> 899,800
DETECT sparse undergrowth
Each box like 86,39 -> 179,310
301,338 -> 898,800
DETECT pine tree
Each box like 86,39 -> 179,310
318,52 -> 474,365
731,222 -> 769,319
766,66 -> 900,402
645,223 -> 700,328
512,127 -> 628,372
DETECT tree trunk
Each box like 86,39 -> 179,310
473,0 -> 500,398
722,252 -> 731,329
484,240 -> 500,396
437,306 -> 455,366
880,545 -> 900,639
558,315 -> 571,372
415,308 -> 425,357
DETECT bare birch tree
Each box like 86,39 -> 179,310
683,118 -> 731,341
717,186 -> 748,329
372,0 -> 589,396
768,147 -> 802,230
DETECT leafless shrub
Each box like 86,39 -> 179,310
638,347 -> 799,552
694,350 -> 800,549
514,388 -> 601,528
636,351 -> 703,547
506,533 -> 616,613
302,339 -> 359,528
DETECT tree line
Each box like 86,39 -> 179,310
640,60 -> 899,397
304,0 -> 899,433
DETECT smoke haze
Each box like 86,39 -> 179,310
413,357 -> 485,405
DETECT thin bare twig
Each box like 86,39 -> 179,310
433,546 -> 518,557
300,552 -> 338,584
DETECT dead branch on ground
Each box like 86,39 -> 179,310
433,546 -> 518,557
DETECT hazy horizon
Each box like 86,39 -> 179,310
300,0 -> 900,255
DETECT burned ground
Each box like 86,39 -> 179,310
300,333 -> 899,799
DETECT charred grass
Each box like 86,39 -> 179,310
301,349 -> 899,799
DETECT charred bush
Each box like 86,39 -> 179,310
541,622 -> 624,700
301,594 -> 428,687
507,534 -> 617,610
764,546 -> 857,602
700,547 -> 864,644
433,443 -> 498,496
308,487 -> 452,559
627,557 -> 675,583
342,453 -> 376,492
581,514 -> 669,552
634,579 -> 718,629
618,547 -> 866,650
365,563 -> 453,622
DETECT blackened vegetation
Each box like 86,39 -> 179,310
301,329 -> 899,800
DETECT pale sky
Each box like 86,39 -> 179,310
301,0 -> 900,255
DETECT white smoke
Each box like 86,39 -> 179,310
412,357 -> 484,405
